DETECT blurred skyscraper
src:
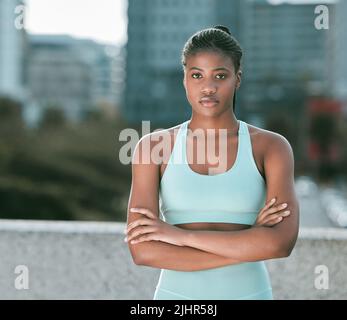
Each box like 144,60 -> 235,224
27,35 -> 125,122
238,0 -> 337,126
0,0 -> 27,100
330,0 -> 347,102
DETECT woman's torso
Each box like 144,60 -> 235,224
158,120 -> 267,232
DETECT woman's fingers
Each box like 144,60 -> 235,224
263,216 -> 283,226
260,198 -> 277,213
263,210 -> 291,226
256,202 -> 291,226
126,207 -> 157,233
126,217 -> 155,234
282,210 -> 291,217
126,226 -> 156,242
260,202 -> 288,218
128,234 -> 154,244
255,200 -> 276,225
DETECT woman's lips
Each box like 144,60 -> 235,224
199,98 -> 219,108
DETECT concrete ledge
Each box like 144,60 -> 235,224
2,218 -> 347,239
298,227 -> 347,240
0,219 -> 123,234
0,219 -> 346,299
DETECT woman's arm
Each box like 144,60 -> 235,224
127,133 -> 242,271
130,221 -> 242,271
129,133 -> 300,263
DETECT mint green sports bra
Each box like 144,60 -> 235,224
159,119 -> 267,225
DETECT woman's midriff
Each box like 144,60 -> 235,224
174,222 -> 251,231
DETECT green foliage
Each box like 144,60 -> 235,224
0,99 -> 132,221
38,106 -> 67,130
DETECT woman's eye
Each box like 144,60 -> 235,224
216,74 -> 227,79
191,73 -> 202,79
191,73 -> 226,79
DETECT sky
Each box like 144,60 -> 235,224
25,0 -> 128,45
25,0 -> 337,45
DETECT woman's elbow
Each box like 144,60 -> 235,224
132,254 -> 144,265
275,246 -> 291,258
275,238 -> 297,258
128,245 -> 144,265
128,243 -> 151,265
272,224 -> 299,258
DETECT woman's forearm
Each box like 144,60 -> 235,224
181,227 -> 286,261
132,241 -> 242,271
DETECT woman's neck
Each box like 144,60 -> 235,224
187,115 -> 239,136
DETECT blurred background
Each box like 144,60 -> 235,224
1,0 -> 347,227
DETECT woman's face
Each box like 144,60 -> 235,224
183,50 -> 241,116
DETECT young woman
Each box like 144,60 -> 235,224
125,25 -> 299,300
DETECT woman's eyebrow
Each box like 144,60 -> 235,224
189,67 -> 231,72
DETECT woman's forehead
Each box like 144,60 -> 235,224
185,51 -> 234,71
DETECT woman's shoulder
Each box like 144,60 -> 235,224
143,121 -> 186,146
245,121 -> 293,156
135,122 -> 185,162
138,122 -> 182,142
245,121 -> 288,142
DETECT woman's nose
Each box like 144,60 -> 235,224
201,83 -> 217,95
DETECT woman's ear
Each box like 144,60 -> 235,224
236,70 -> 242,89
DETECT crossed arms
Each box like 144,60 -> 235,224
126,132 -> 299,271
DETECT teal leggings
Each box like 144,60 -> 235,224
153,261 -> 273,300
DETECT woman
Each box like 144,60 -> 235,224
125,25 -> 299,300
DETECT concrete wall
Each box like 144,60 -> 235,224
0,219 -> 346,300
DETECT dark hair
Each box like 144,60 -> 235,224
181,25 -> 243,112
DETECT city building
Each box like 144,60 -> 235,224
330,0 -> 347,103
239,0 -> 337,126
27,34 -> 125,122
0,0 -> 26,100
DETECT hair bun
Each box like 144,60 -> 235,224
213,25 -> 231,35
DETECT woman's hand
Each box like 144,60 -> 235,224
254,198 -> 291,227
124,208 -> 187,246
